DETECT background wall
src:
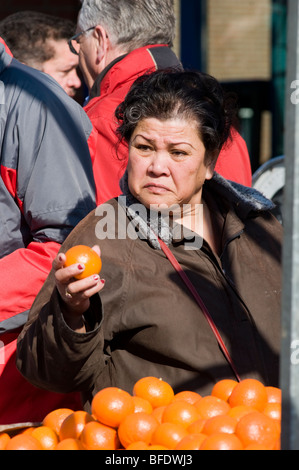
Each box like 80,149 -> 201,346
207,0 -> 271,81
0,0 -> 81,21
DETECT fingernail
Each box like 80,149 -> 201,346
93,274 -> 99,281
100,279 -> 105,285
58,254 -> 63,262
78,264 -> 85,270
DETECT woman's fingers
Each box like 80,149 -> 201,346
63,274 -> 103,298
52,247 -> 105,317
52,252 -> 66,271
55,262 -> 85,284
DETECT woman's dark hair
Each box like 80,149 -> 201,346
115,68 -> 239,161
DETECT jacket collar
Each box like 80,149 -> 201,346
118,171 -> 275,250
89,54 -> 127,100
87,44 -> 182,103
206,172 -> 275,217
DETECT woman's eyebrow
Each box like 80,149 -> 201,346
132,134 -> 195,148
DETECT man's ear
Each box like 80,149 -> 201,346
94,25 -> 109,64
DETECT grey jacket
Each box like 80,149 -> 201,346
0,42 -> 96,258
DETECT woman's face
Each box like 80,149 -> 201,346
127,117 -> 214,209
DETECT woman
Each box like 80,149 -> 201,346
16,70 -> 282,411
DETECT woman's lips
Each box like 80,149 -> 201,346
144,183 -> 170,193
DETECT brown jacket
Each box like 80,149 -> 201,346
16,173 -> 282,411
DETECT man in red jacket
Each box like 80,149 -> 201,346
71,0 -> 252,206
0,38 -> 96,424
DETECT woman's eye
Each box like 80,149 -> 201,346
171,150 -> 187,157
136,144 -> 152,151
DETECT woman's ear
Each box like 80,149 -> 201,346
94,25 -> 109,64
205,151 -> 218,180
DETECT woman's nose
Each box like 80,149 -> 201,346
148,152 -> 170,176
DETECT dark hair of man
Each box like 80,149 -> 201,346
115,68 -> 239,161
0,11 -> 76,65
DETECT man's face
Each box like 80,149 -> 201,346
41,39 -> 82,98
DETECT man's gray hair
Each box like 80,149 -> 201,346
78,0 -> 176,51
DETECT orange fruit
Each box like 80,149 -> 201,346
194,395 -> 230,419
118,411 -> 159,448
20,427 -> 35,435
228,379 -> 268,412
91,387 -> 134,428
265,386 -> 282,404
245,443 -> 274,450
31,425 -> 59,450
161,400 -> 200,428
211,379 -> 238,402
235,411 -> 280,449
263,402 -> 281,422
175,433 -> 207,450
151,406 -> 167,424
133,376 -> 174,408
43,408 -> 74,436
202,415 -> 238,436
151,422 -> 188,450
200,432 -> 244,450
5,434 -> 43,450
227,405 -> 257,422
172,390 -> 202,405
80,421 -> 120,450
132,396 -> 153,414
0,433 -> 10,450
55,438 -> 86,450
59,410 -> 95,441
126,441 -> 149,450
147,444 -> 169,450
186,418 -> 207,434
64,245 -> 102,280
273,438 -> 281,450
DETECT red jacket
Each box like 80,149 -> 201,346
85,45 -> 252,206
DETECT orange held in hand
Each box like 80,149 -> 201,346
64,245 -> 102,280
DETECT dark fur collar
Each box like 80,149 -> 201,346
118,171 -> 275,249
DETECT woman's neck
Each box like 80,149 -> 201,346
175,199 -> 221,255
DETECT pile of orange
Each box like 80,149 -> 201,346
0,376 -> 281,450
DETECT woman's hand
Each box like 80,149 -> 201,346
53,245 -> 105,332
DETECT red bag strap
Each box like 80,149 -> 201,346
157,237 -> 241,383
